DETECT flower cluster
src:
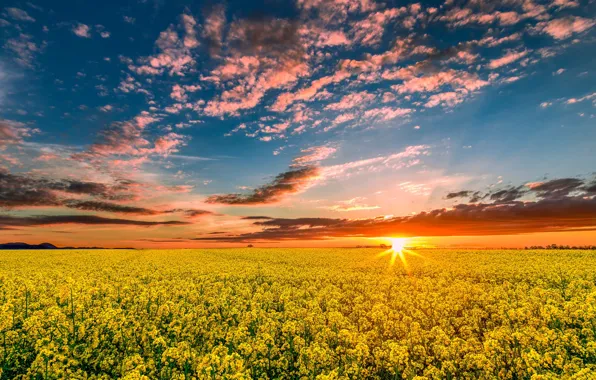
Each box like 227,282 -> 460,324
0,248 -> 595,379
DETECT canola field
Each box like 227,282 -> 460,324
0,248 -> 595,379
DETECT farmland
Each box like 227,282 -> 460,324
1,248 -> 595,379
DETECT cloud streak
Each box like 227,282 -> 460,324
0,215 -> 189,228
206,166 -> 320,205
196,176 -> 596,242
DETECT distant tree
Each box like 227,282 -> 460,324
247,244 -> 254,248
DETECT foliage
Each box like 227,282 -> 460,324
0,248 -> 595,379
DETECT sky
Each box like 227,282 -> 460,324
0,0 -> 595,248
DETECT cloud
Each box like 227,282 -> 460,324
363,107 -> 412,121
181,14 -> 199,48
72,23 -> 92,38
129,14 -> 202,77
0,171 -> 62,208
0,214 -> 189,228
77,114 -> 158,157
315,30 -> 351,47
351,8 -> 404,46
4,34 -> 40,67
339,38 -> 420,74
533,16 -> 595,40
1,173 -> 105,204
271,70 -> 350,112
203,5 -> 226,55
488,186 -> 527,203
258,121 -> 291,136
0,171 -> 151,207
64,200 -> 162,215
328,112 -> 357,129
425,91 -> 465,108
226,16 -> 301,56
206,166 -> 320,205
526,178 -> 585,199
448,177 -> 590,204
393,69 -> 488,94
152,133 -> 187,156
326,197 -> 380,212
488,50 -> 529,69
325,91 -> 376,110
445,190 -> 483,203
0,119 -> 38,148
195,176 -> 596,242
203,16 -> 309,117
179,209 -> 213,218
565,92 -> 596,105
321,145 -> 429,179
476,33 -> 522,47
6,8 -> 35,22
0,171 -> 213,221
292,145 -> 337,166
296,0 -> 377,22
73,113 -> 187,164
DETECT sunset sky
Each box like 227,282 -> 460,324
1,0 -> 595,248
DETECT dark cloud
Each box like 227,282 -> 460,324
447,178 -> 589,205
206,166 -> 320,205
227,16 -> 302,57
0,172 -> 139,209
202,4 -> 226,56
241,216 -> 274,220
445,190 -> 484,203
65,200 -> 160,215
184,209 -> 212,218
0,171 -> 202,217
165,208 -> 213,218
196,176 -> 596,242
254,217 -> 341,228
445,190 -> 473,199
194,196 -> 596,242
529,178 -> 584,199
48,180 -> 110,196
0,172 -> 62,207
489,186 -> 527,203
0,215 -> 190,227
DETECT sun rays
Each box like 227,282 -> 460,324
377,238 -> 424,271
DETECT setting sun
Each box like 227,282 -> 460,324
377,238 -> 417,269
390,238 -> 408,252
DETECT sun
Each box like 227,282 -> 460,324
377,237 -> 422,270
390,238 -> 407,252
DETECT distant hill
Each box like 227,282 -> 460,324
0,242 -> 58,250
0,243 -> 137,250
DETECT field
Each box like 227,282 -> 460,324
0,249 -> 595,379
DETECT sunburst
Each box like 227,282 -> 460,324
377,238 -> 422,271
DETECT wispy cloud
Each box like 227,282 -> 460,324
6,8 -> 35,22
533,16 -> 595,40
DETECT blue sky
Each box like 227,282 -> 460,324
1,0 -> 595,247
